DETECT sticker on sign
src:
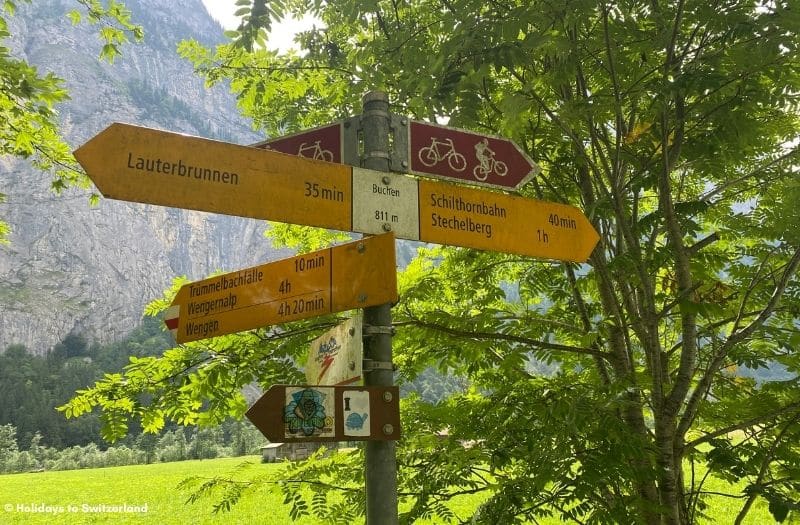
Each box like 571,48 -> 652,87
306,313 -> 363,386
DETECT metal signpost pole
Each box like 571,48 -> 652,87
360,91 -> 399,525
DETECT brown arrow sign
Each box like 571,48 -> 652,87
253,121 -> 344,163
246,385 -> 401,443
409,120 -> 540,190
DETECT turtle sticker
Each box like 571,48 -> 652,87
342,390 -> 371,437
346,412 -> 369,430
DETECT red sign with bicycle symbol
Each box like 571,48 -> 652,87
409,121 -> 538,190
254,122 -> 342,164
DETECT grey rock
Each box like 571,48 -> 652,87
0,0 -> 289,355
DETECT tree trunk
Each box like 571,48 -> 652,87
655,416 -> 681,525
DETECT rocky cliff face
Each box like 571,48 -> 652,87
0,0 -> 286,355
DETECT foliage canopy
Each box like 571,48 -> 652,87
63,0 -> 799,524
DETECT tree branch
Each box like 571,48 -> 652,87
701,148 -> 799,203
685,401 -> 800,450
723,246 -> 800,351
207,61 -> 357,79
395,313 -> 611,360
734,412 -> 800,525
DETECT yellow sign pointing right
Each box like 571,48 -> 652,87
416,180 -> 599,263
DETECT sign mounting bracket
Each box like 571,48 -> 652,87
389,114 -> 410,173
363,324 -> 396,337
363,359 -> 395,372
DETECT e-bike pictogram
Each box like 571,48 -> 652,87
473,138 -> 508,181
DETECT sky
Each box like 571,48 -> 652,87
200,1 -> 318,52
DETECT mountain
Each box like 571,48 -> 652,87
0,0 -> 285,355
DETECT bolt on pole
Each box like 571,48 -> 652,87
360,90 -> 399,525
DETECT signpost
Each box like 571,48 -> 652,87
251,117 -> 541,192
408,120 -> 540,190
360,92 -> 398,525
73,94 -> 602,525
306,313 -> 363,386
245,385 -> 400,443
75,123 -> 598,263
164,234 -> 397,343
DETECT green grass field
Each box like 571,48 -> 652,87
0,455 -> 785,524
0,457 -> 312,525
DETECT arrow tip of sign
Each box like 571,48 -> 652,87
579,220 -> 601,262
164,304 -> 179,332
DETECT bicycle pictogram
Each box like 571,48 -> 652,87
298,141 -> 334,162
418,137 -> 467,172
473,138 -> 508,181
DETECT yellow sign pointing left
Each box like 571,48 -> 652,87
74,122 -> 353,231
165,233 -> 398,343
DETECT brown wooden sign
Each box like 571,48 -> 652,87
246,385 -> 400,443
409,120 -> 539,189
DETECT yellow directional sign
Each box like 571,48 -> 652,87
417,180 -> 599,262
164,233 -> 398,343
74,122 -> 353,231
75,123 -> 599,262
350,169 -> 599,262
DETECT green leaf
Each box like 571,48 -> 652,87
767,495 -> 790,522
100,43 -> 119,62
67,9 -> 81,25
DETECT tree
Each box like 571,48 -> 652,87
136,432 -> 158,464
63,1 -> 800,524
0,0 -> 142,244
0,423 -> 19,462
